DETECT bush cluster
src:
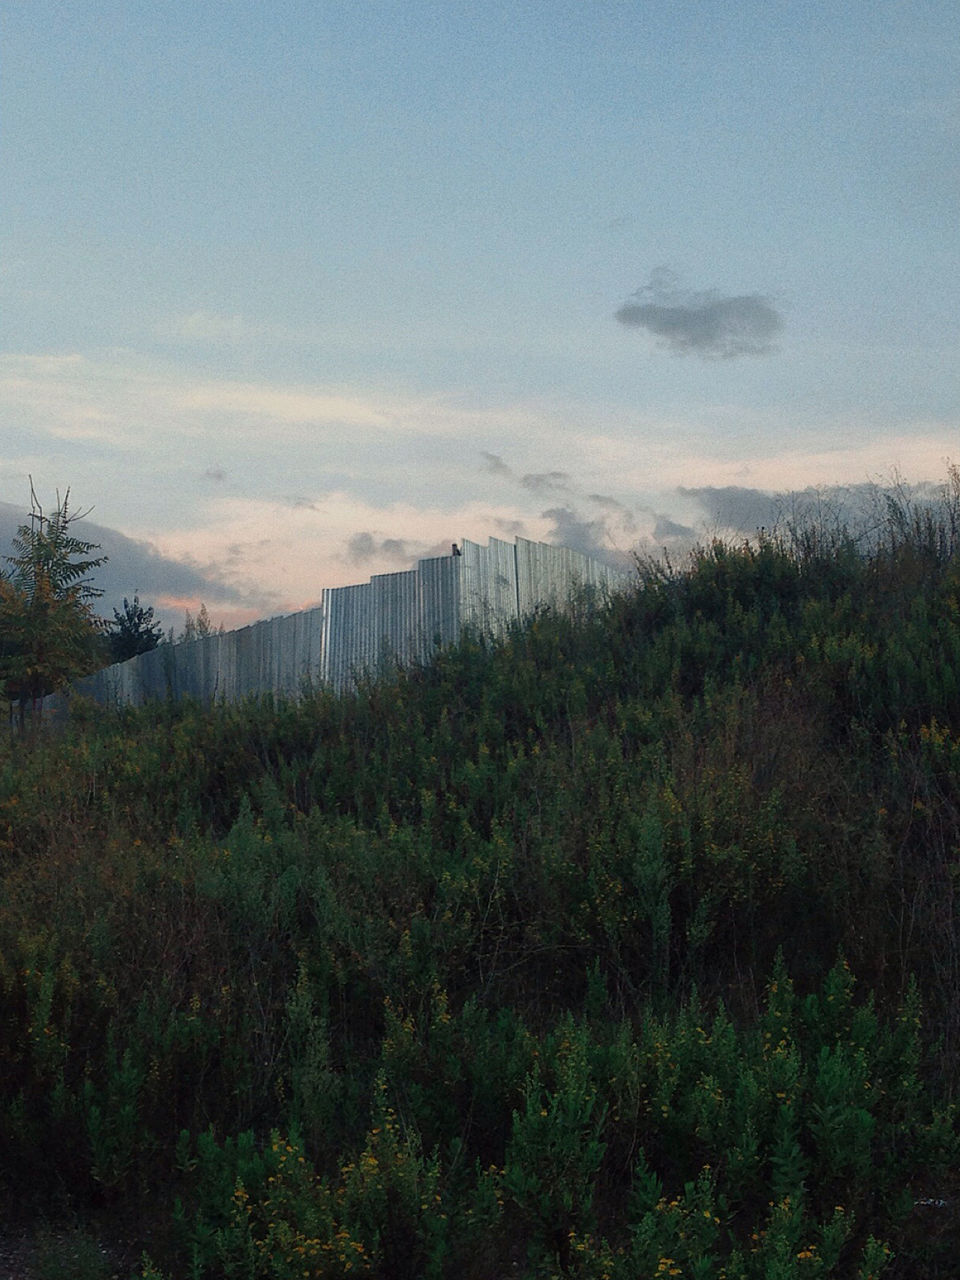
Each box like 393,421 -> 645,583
3,482 -> 960,1275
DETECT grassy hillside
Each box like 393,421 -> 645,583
3,487 -> 960,1277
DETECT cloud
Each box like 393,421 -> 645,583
0,501 -> 263,630
481,451 -> 513,477
6,349 -> 956,636
346,532 -> 377,562
587,493 -> 639,534
522,470 -> 571,494
493,516 -> 528,536
145,490 -> 552,620
479,449 -> 672,564
345,531 -> 417,565
538,497 -> 693,568
540,507 -> 609,559
615,269 -> 783,358
584,428 -> 960,494
676,481 -> 958,545
678,485 -> 785,533
539,506 -> 637,570
179,382 -> 389,427
652,514 -> 696,540
477,448 -> 643,561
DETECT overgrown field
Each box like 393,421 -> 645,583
4,493 -> 960,1277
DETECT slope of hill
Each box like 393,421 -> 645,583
2,486 -> 960,1277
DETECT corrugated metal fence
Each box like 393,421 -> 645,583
67,535 -> 630,707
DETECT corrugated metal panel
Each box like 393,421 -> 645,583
459,536 -> 518,636
321,581 -> 374,691
369,569 -> 420,674
234,623 -> 256,699
288,605 -> 325,694
417,553 -> 461,661
55,535 -> 632,708
515,537 -> 629,615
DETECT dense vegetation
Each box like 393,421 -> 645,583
3,485 -> 960,1277
0,487 -> 107,723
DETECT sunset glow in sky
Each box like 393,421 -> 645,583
3,1 -> 958,627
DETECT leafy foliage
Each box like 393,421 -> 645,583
0,485 -> 107,718
4,478 -> 960,1274
107,594 -> 163,663
169,602 -> 220,645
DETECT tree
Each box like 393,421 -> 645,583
0,484 -> 107,723
170,602 -> 221,645
107,593 -> 163,663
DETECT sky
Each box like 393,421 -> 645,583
2,0 -> 958,628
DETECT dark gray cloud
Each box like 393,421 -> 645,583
345,531 -> 411,565
522,471 -> 571,494
0,502 -> 267,628
480,451 -> 645,566
653,514 -> 696,540
587,493 -> 639,533
540,507 -> 634,572
225,540 -> 271,560
480,453 -> 568,495
678,485 -> 785,533
616,269 -> 783,358
481,451 -> 512,477
346,532 -> 377,562
480,449 -> 707,565
677,481 -> 933,543
541,507 -> 609,559
493,516 -> 527,536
